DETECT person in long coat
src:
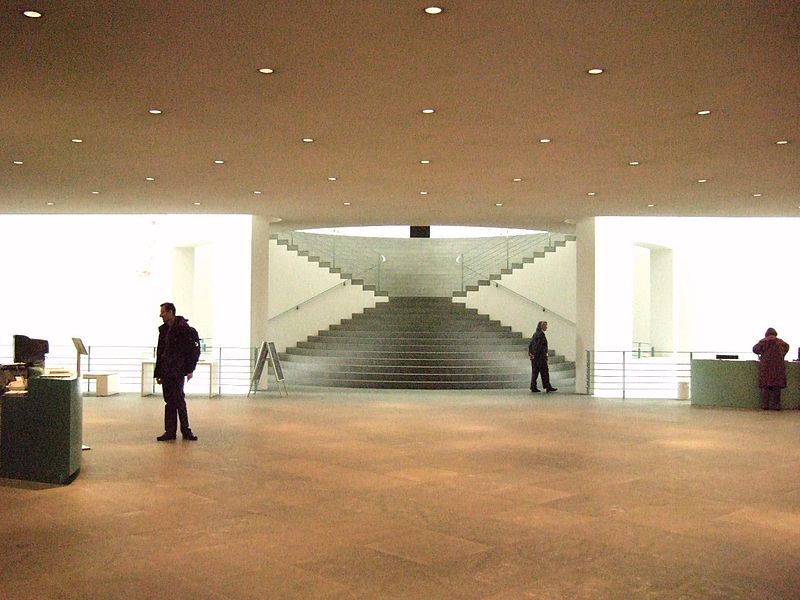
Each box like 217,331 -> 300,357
528,321 -> 557,393
752,327 -> 789,410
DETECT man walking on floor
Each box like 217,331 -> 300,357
529,320 -> 557,393
154,302 -> 200,441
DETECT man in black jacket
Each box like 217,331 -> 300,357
154,302 -> 199,441
528,320 -> 557,393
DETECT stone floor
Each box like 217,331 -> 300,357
2,388 -> 800,599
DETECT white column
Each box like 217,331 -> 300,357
575,218 -> 596,394
250,216 -> 271,349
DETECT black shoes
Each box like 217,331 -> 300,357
156,431 -> 198,441
545,387 -> 558,393
531,388 -> 541,393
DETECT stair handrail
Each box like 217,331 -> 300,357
458,232 -> 566,288
268,281 -> 350,321
491,281 -> 576,326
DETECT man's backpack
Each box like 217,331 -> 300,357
187,326 -> 201,371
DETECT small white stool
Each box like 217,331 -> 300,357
82,372 -> 119,396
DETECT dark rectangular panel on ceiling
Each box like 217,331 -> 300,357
410,226 -> 430,238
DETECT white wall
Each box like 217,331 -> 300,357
0,215 -> 253,353
594,217 -> 800,354
458,241 -> 577,361
267,240 -> 387,353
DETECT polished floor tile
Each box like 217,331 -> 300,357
1,389 -> 799,599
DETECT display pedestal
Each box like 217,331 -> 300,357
0,377 -> 82,484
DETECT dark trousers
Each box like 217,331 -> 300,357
760,386 -> 782,411
162,374 -> 192,435
531,359 -> 551,391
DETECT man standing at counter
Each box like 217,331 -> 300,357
752,327 -> 789,411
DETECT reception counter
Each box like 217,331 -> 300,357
690,359 -> 800,409
0,377 -> 82,484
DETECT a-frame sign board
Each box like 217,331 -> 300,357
248,341 -> 288,396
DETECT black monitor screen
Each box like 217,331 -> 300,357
13,334 -> 49,367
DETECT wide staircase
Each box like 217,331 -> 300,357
279,297 -> 575,389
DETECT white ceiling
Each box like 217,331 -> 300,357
2,1 -> 798,232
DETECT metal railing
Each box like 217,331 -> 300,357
1,344 -> 263,395
587,350 -> 749,399
273,230 -> 574,295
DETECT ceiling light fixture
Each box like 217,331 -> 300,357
647,203 -> 655,208
420,160 -> 431,164
46,201 -> 55,206
776,140 -> 789,145
193,202 -> 201,206
539,138 -> 551,143
148,109 -> 162,115
420,191 -> 428,195
258,67 -> 274,74
145,177 -> 155,181
253,191 -> 262,195
424,6 -> 443,14
628,161 -> 640,166
23,10 -> 42,18
513,178 -> 523,182
71,138 -> 83,143
302,137 -> 314,143
697,110 -> 711,115
91,191 -> 100,195
13,160 -> 23,165
587,68 -> 604,75
343,202 -> 351,206
697,179 -> 708,183
753,193 -> 762,197
421,108 -> 435,114
327,177 -> 337,181
495,203 -> 504,207
214,160 -> 225,164
587,192 -> 596,196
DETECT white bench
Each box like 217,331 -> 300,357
82,372 -> 119,396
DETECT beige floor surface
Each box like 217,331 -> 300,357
1,388 -> 799,599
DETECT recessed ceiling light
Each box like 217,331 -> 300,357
420,160 -> 431,164
193,202 -> 201,206
23,10 -> 42,18
424,6 -> 443,14
343,202 -> 351,206
697,179 -> 708,183
587,192 -> 597,196
776,140 -> 789,145
697,110 -> 711,115
420,191 -> 428,195
587,68 -> 604,75
628,161 -> 640,166
13,160 -> 23,165
753,193 -> 762,197
421,108 -> 435,114
214,160 -> 225,164
495,203 -> 504,207
253,191 -> 262,194
302,137 -> 314,143
46,201 -> 55,206
539,138 -> 552,143
91,191 -> 100,195
258,67 -> 274,74
647,203 -> 655,208
148,109 -> 162,115
327,177 -> 337,181
71,138 -> 83,143
145,177 -> 155,181
512,178 -> 523,182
